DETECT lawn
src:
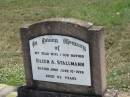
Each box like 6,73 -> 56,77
0,0 -> 130,91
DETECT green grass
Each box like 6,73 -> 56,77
0,0 -> 130,91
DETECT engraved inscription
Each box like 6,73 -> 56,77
29,35 -> 91,86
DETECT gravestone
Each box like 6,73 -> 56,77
17,18 -> 118,97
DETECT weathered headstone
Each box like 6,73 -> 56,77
17,18 -> 118,97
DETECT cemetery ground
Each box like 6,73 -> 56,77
0,0 -> 130,96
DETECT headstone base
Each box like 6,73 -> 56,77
17,86 -> 118,97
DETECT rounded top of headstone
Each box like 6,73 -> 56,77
21,18 -> 103,31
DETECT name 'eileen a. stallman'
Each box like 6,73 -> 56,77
36,58 -> 84,67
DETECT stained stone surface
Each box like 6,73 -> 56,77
20,18 -> 106,95
17,86 -> 118,97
